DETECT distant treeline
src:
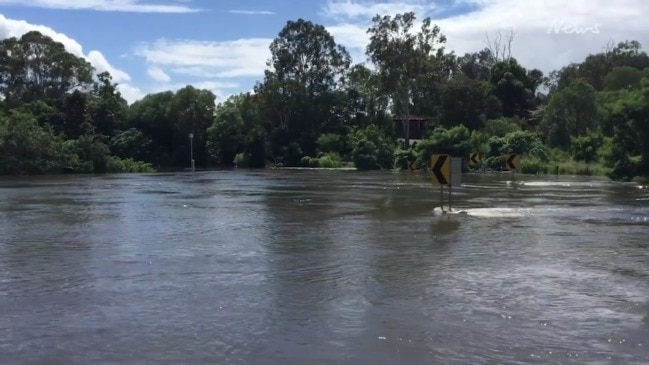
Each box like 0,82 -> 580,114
1,12 -> 648,180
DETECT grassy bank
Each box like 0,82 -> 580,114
519,156 -> 612,176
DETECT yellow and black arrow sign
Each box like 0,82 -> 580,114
408,160 -> 419,171
469,153 -> 480,165
504,154 -> 520,171
431,154 -> 450,185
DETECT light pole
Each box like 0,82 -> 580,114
189,133 -> 195,172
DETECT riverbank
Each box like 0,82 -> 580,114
3,159 -> 646,183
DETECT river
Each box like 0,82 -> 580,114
1,170 -> 648,364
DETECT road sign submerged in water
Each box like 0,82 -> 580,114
504,154 -> 520,172
470,152 -> 480,165
431,154 -> 450,185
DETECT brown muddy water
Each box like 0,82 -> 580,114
1,170 -> 648,364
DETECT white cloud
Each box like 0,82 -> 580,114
118,84 -> 147,105
147,66 -> 171,83
323,0 -> 436,21
228,10 -> 275,15
322,0 -> 649,77
87,50 -> 131,82
134,38 -> 272,79
0,0 -> 202,13
0,14 -> 145,103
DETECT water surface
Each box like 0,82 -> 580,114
1,170 -> 648,364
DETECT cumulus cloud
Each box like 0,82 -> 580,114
134,38 -> 272,79
134,0 -> 649,100
322,0 -> 649,76
5,0 -> 646,108
322,0 -> 436,21
0,0 -> 202,13
147,66 -> 171,83
0,14 -> 145,103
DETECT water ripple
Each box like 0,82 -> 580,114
0,171 -> 647,364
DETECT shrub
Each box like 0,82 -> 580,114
106,156 -> 155,173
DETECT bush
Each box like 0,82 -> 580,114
571,132 -> 604,162
350,125 -> 394,170
500,130 -> 548,161
316,153 -> 343,168
416,125 -> 471,168
106,156 -> 155,173
234,152 -> 248,167
316,133 -> 343,154
483,117 -> 522,137
394,148 -> 417,169
520,155 -> 546,174
0,112 -> 66,174
299,153 -> 343,168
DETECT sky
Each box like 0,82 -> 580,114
1,0 -> 648,105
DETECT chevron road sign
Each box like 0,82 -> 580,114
469,152 -> 480,165
431,154 -> 450,185
504,154 -> 520,172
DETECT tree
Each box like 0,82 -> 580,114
603,66 -> 649,90
457,49 -> 494,81
206,97 -> 246,166
0,31 -> 94,108
549,40 -> 649,92
604,80 -> 649,178
126,87 -> 215,168
438,74 -> 499,129
489,58 -> 543,118
341,64 -> 391,130
0,111 -> 65,174
366,11 -> 447,148
484,29 -> 515,63
540,78 -> 600,147
90,72 -> 129,138
1,25 -> 648,180
257,18 -> 351,164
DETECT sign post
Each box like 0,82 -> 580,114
189,133 -> 195,172
450,157 -> 462,211
431,155 -> 462,212
431,154 -> 450,211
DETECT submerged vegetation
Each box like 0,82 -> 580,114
1,12 -> 648,180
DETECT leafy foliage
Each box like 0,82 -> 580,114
2,17 -> 649,180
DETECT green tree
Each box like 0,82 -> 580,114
257,18 -> 351,165
0,111 -> 66,174
540,78 -> 600,147
604,80 -> 649,179
0,31 -> 94,108
366,11 -> 447,147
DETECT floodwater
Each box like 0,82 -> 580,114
0,170 -> 648,365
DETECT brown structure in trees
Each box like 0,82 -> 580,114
393,115 -> 433,146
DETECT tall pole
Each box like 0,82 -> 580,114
189,133 -> 195,172
449,183 -> 452,212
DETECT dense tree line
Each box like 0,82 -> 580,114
1,12 -> 648,180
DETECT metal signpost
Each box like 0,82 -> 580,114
504,153 -> 520,179
189,133 -> 195,172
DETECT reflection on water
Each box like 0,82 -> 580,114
0,171 -> 648,364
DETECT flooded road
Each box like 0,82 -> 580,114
1,170 -> 648,364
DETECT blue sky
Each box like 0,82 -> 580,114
0,0 -> 648,104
